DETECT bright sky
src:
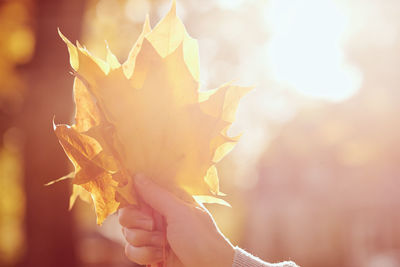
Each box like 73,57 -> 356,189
265,0 -> 362,102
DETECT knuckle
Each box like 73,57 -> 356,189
125,245 -> 146,265
125,229 -> 154,247
119,207 -> 147,228
118,209 -> 130,226
124,244 -> 134,260
126,230 -> 141,246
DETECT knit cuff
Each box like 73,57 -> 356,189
232,247 -> 299,267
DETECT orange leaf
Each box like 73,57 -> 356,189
53,1 -> 252,224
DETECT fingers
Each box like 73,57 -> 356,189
125,243 -> 163,265
123,228 -> 165,247
119,182 -> 169,266
134,174 -> 185,219
119,206 -> 154,230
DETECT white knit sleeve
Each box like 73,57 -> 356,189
232,247 -> 299,267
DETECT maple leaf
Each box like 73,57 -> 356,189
53,1 -> 252,224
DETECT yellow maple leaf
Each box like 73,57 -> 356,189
53,1 -> 252,225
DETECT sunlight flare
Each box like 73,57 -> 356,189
266,0 -> 362,101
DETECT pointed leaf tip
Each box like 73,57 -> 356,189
144,14 -> 151,31
57,27 -> 66,41
52,116 -> 57,130
76,40 -> 83,49
58,29 -> 79,71
44,171 -> 75,186
105,40 -> 121,69
170,0 -> 177,15
193,195 -> 231,207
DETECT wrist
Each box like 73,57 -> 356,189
214,236 -> 234,267
222,241 -> 235,267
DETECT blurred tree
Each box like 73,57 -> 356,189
0,1 -> 34,265
248,83 -> 400,266
15,0 -> 86,266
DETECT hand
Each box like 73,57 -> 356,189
118,174 -> 234,267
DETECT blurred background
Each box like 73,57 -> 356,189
1,0 -> 400,266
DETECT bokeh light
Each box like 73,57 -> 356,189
1,0 -> 400,266
266,0 -> 362,101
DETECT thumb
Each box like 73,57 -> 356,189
134,174 -> 184,219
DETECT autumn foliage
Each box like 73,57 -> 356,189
52,1 -> 251,224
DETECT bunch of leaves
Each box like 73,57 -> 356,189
51,1 -> 252,225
